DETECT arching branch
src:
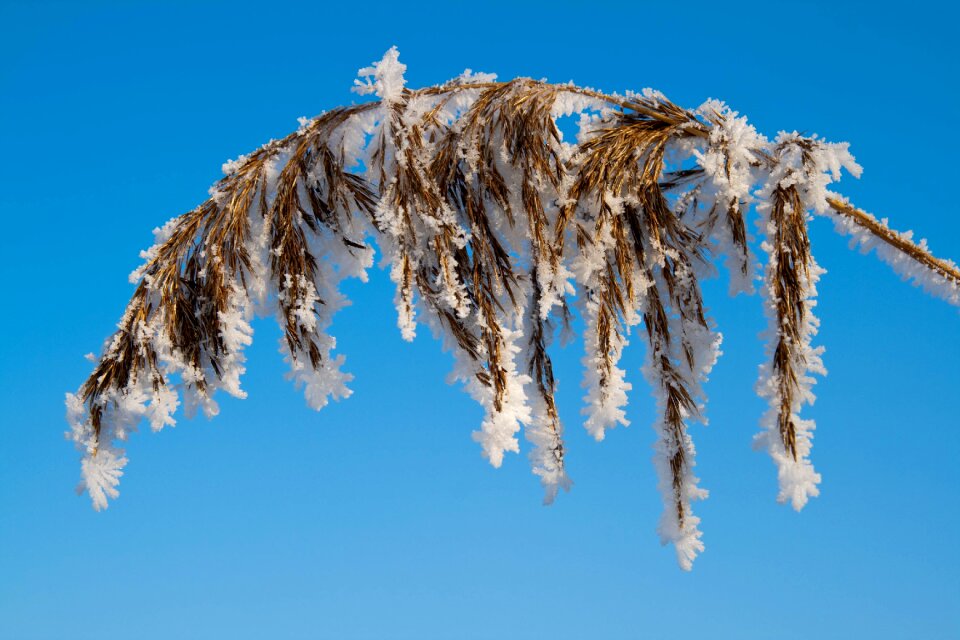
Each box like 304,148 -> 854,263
66,48 -> 959,570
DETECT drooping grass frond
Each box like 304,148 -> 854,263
67,48 -> 959,569
756,179 -> 824,510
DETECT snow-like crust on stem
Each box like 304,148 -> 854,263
824,193 -> 960,307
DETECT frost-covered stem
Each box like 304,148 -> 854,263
826,196 -> 960,304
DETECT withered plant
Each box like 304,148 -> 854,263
67,49 -> 960,569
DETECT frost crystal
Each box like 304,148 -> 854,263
353,46 -> 407,103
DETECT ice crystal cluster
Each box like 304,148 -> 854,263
67,48 -> 959,569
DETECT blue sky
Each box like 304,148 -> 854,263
1,1 -> 958,638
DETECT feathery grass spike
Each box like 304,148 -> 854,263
66,48 -> 960,569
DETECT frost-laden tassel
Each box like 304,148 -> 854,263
361,48 -> 429,342
569,197 -> 636,443
579,265 -> 634,441
68,384 -> 129,510
216,284 -> 256,400
628,170 -> 718,569
277,210 -> 375,411
645,380 -> 707,571
371,118 -> 420,342
691,100 -> 766,295
278,270 -> 351,411
640,327 -> 708,570
639,258 -> 712,570
524,396 -> 570,505
66,394 -> 122,511
268,109 -> 379,410
470,319 -> 531,468
523,267 -> 572,504
392,249 -> 419,340
66,314 -> 178,510
755,184 -> 824,510
420,291 -> 529,472
461,236 -> 530,466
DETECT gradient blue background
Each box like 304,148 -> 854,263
2,1 -> 958,638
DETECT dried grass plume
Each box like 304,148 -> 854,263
66,48 -> 960,569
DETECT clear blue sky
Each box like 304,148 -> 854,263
1,1 -> 958,638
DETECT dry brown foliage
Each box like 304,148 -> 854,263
68,55 -> 960,567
